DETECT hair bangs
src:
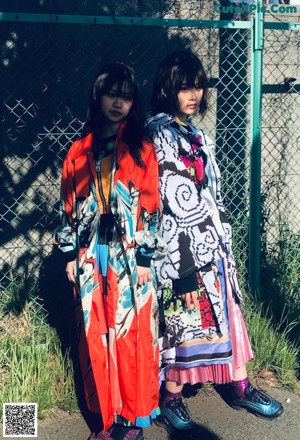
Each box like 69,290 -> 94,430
187,69 -> 207,89
94,66 -> 135,100
178,58 -> 206,89
104,74 -> 134,95
115,79 -> 134,97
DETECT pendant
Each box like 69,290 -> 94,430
189,166 -> 195,177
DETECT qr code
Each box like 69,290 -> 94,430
3,403 -> 37,438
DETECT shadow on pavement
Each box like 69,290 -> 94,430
168,424 -> 220,440
214,384 -> 234,407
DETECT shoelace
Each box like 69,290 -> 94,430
167,398 -> 191,421
245,385 -> 271,405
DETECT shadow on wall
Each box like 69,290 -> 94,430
0,0 -> 190,281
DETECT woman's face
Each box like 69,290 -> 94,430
174,77 -> 203,123
100,82 -> 133,129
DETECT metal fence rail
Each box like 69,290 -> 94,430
0,2 -> 299,314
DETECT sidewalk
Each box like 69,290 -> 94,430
1,384 -> 300,440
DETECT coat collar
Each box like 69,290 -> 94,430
70,121 -> 129,162
147,112 -> 204,157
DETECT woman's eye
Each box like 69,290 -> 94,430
123,95 -> 133,102
107,91 -> 117,98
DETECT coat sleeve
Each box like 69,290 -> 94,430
54,149 -> 77,262
134,143 -> 167,264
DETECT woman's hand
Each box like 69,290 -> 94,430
137,266 -> 151,286
65,260 -> 76,284
178,291 -> 199,311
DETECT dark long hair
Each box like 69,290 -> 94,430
82,61 -> 145,166
151,50 -> 208,116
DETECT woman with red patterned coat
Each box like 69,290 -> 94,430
55,62 -> 166,440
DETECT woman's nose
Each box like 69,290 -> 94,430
189,89 -> 197,99
113,96 -> 122,107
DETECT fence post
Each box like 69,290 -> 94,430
249,0 -> 264,294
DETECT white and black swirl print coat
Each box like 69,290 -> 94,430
146,113 -> 242,304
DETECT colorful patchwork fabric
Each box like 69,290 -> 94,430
159,260 -> 232,372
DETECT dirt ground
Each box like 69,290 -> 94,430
1,383 -> 300,440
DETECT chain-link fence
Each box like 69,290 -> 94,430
262,25 -> 300,240
260,20 -> 300,336
0,1 -> 299,335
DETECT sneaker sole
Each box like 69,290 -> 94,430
231,402 -> 284,420
154,414 -> 198,434
95,428 -> 144,440
154,415 -> 177,434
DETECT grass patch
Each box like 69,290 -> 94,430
261,228 -> 300,346
243,294 -> 299,389
0,275 -> 78,419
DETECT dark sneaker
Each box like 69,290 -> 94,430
95,424 -> 144,440
154,398 -> 198,433
231,384 -> 284,419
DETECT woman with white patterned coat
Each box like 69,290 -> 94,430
146,50 -> 283,434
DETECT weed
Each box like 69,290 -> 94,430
243,294 -> 299,389
261,227 -> 300,346
0,275 -> 78,419
0,272 -> 39,316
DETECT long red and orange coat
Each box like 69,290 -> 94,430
55,125 -> 167,430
